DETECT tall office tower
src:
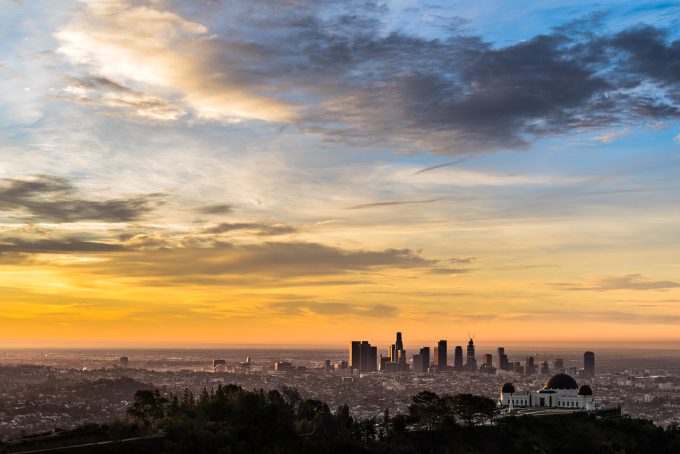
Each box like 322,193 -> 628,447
437,340 -> 448,371
325,359 -> 332,371
337,360 -> 348,370
554,359 -> 564,371
379,355 -> 390,371
212,359 -> 225,369
497,347 -> 509,371
584,351 -> 595,379
350,341 -> 361,370
419,347 -> 430,373
412,354 -> 423,374
360,341 -> 370,372
540,361 -> 550,375
390,332 -> 405,364
120,357 -> 128,368
483,354 -> 493,366
525,356 -> 535,375
395,332 -> 404,351
513,361 -> 521,373
369,345 -> 378,372
466,336 -> 476,371
454,346 -> 463,372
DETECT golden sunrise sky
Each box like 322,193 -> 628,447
0,0 -> 679,347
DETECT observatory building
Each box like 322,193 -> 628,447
499,373 -> 595,410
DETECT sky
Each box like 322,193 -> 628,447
0,0 -> 679,348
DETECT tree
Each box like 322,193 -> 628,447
126,389 -> 168,430
336,404 -> 353,434
167,393 -> 180,418
446,393 -> 498,427
391,414 -> 407,436
409,391 -> 443,430
379,409 -> 390,441
279,385 -> 302,410
351,418 -> 376,443
298,399 -> 328,421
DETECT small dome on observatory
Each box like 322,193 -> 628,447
501,383 -> 515,394
578,385 -> 593,395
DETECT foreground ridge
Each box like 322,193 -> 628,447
2,385 -> 679,454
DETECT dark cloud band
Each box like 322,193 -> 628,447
0,175 -> 165,223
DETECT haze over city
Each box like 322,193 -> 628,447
0,0 -> 679,349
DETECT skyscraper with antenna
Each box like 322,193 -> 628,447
466,334 -> 476,371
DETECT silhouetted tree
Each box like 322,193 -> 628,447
409,390 -> 443,429
446,393 -> 497,427
391,414 -> 408,436
336,404 -> 353,434
279,385 -> 302,411
126,389 -> 168,430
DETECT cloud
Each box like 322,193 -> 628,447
118,233 -> 173,250
193,300 -> 400,319
494,264 -> 560,271
192,204 -> 233,215
48,76 -> 186,122
411,160 -> 466,175
449,257 -> 475,264
200,222 -> 297,236
50,1 -> 680,156
55,0 -> 299,123
267,301 -> 398,318
646,121 -> 669,130
606,299 -> 680,303
55,241 -> 438,285
201,223 -> 261,234
0,238 -> 127,253
345,199 -> 446,210
674,134 -> 680,144
316,219 -> 345,226
426,268 -> 473,275
590,128 -> 629,143
550,274 -> 680,292
0,175 -> 165,223
255,224 -> 298,236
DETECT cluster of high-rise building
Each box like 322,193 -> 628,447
348,333 -> 596,379
350,340 -> 378,373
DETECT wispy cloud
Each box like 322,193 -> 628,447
345,199 -> 446,210
316,219 -> 345,226
590,128 -> 629,143
550,274 -> 680,292
200,222 -> 297,236
191,204 -> 233,215
0,175 -> 164,223
55,0 -> 299,123
0,237 -> 126,253
426,268 -> 474,275
411,159 -> 465,175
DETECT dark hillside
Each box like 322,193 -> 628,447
2,386 -> 679,454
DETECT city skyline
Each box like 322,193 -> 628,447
0,0 -> 679,348
346,332 -> 596,380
